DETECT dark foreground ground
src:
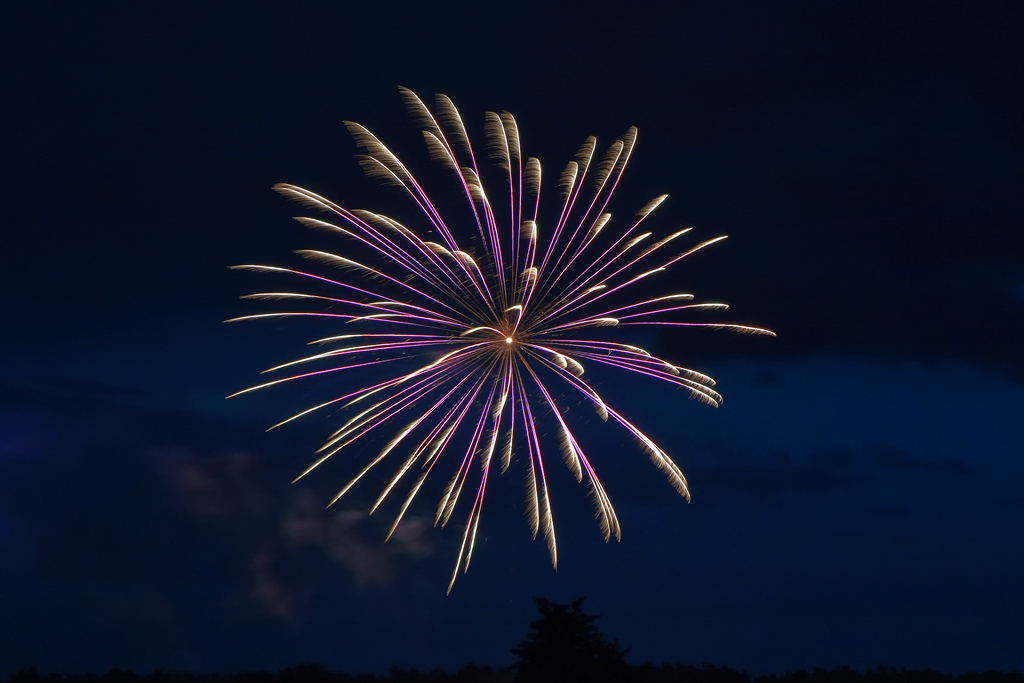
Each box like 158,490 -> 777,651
7,663 -> 1024,683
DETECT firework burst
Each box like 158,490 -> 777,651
228,88 -> 773,592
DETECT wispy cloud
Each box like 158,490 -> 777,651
155,446 -> 436,619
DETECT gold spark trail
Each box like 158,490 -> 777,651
228,88 -> 774,591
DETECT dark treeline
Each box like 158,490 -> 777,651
6,599 -> 1022,683
8,662 -> 1024,683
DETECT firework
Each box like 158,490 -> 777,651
228,88 -> 773,591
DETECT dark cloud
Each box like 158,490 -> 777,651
3,4 -> 1023,373
153,443 -> 439,618
249,552 -> 295,622
687,449 -> 858,502
875,503 -> 914,519
754,370 -> 785,386
871,446 -> 977,476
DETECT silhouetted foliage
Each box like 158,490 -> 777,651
629,662 -> 753,683
6,665 -> 1023,683
5,614 -> 1023,683
510,597 -> 629,683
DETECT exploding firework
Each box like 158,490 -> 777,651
228,88 -> 773,591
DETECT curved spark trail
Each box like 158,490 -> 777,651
229,88 -> 773,592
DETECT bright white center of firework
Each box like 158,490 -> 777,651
505,337 -> 513,344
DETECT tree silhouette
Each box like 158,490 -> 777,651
511,597 -> 630,683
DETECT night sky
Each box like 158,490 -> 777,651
2,1 -> 1023,677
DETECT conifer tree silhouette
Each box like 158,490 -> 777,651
511,597 -> 629,683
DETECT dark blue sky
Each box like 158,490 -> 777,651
2,1 -> 1022,677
